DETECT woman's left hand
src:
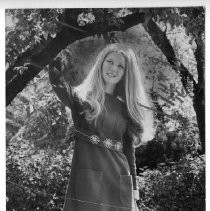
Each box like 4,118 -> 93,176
133,190 -> 140,201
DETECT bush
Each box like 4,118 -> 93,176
6,133 -> 74,211
6,93 -> 75,211
136,154 -> 205,211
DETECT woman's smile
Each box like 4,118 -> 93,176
106,72 -> 117,77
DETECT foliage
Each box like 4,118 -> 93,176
136,154 -> 205,211
6,86 -> 75,211
6,9 -> 64,66
136,112 -> 200,172
6,8 -> 128,67
136,79 -> 200,171
7,139 -> 74,211
150,7 -> 204,38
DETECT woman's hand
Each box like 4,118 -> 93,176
133,189 -> 140,201
49,58 -> 64,86
49,57 -> 62,76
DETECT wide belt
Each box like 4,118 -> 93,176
74,127 -> 123,153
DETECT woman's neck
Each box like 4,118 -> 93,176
104,83 -> 116,95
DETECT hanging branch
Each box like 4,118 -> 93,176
6,10 -> 145,106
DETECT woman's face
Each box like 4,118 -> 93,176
101,51 -> 126,86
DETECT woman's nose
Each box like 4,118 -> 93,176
110,65 -> 118,73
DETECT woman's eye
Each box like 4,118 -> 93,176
107,60 -> 113,64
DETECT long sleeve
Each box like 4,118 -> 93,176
49,59 -> 75,109
122,129 -> 138,190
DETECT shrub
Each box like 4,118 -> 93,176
137,154 -> 205,211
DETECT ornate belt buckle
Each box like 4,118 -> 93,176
103,139 -> 113,148
114,142 -> 122,151
90,135 -> 100,144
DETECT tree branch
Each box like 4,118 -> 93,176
145,17 -> 205,154
146,18 -> 198,94
6,11 -> 145,106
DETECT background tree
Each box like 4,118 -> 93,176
143,7 -> 205,154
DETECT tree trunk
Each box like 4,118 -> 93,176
146,18 -> 205,154
193,36 -> 205,154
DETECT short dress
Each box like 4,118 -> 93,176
49,70 -> 138,211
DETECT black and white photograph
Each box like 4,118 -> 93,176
4,2 -> 207,211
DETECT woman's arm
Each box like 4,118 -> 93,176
123,130 -> 140,201
122,129 -> 138,190
49,58 -> 75,109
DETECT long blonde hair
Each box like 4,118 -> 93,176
73,43 -> 155,146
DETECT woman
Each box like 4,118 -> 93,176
49,43 -> 154,211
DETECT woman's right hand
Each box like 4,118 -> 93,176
49,57 -> 62,76
48,57 -> 64,85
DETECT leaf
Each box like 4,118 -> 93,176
43,31 -> 48,40
117,18 -> 124,24
34,35 -> 41,44
50,33 -> 56,38
29,104 -> 34,113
